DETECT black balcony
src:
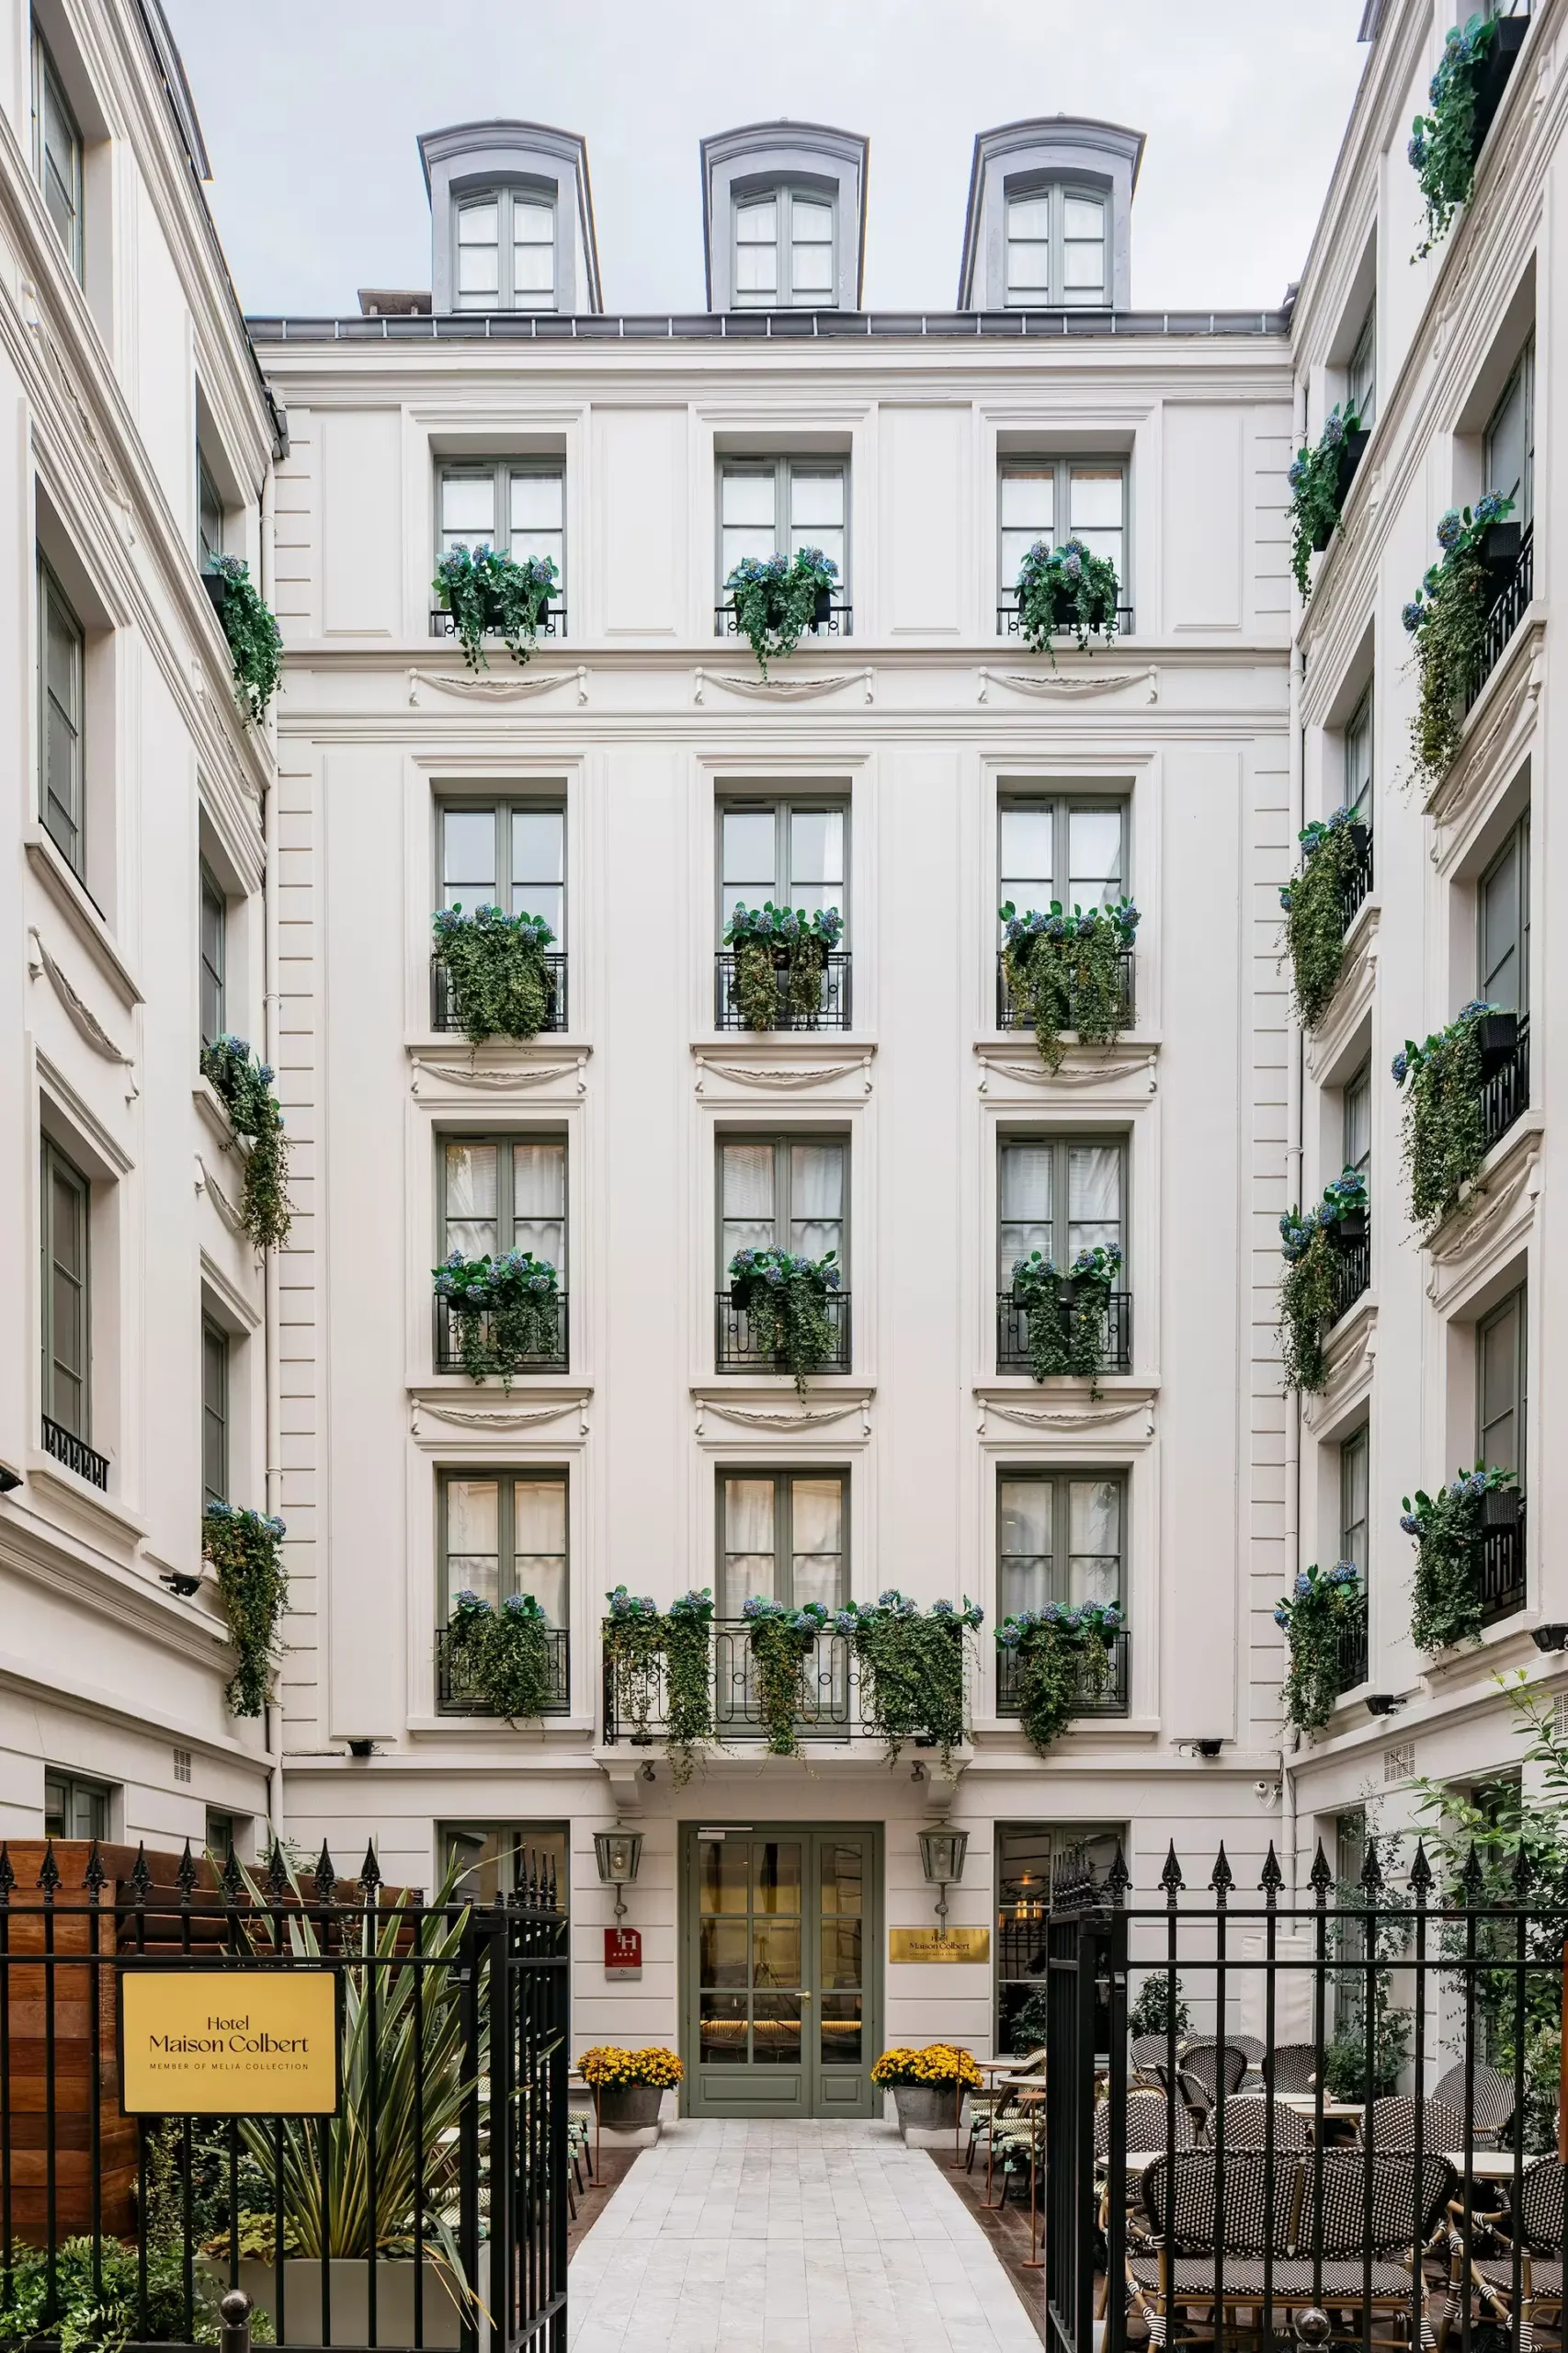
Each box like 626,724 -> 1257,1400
996,598 -> 1133,640
995,1290 -> 1132,1377
1327,1224 -> 1370,1324
437,1620 -> 571,1716
1335,1593 -> 1369,1696
1479,1497 -> 1527,1627
41,1415 -> 108,1492
714,600 -> 851,640
713,949 -> 852,1031
995,947 -> 1135,1031
1479,1012 -> 1529,1154
1464,522 -> 1533,712
716,1288 -> 851,1374
435,1294 -> 570,1376
996,1630 -> 1131,1721
1338,825 -> 1374,933
430,952 -> 568,1033
602,1616 -> 965,1745
428,603 -> 567,642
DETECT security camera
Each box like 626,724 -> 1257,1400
1254,1779 -> 1281,1809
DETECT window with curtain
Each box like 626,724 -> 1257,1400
199,858 -> 225,1049
998,795 -> 1127,925
733,189 -> 836,308
439,800 -> 565,941
720,1471 -> 846,1616
1343,688 -> 1372,830
1479,815 -> 1529,1015
1343,1062 -> 1370,1182
198,452 -> 224,568
31,28 -> 82,281
41,1137 -> 89,1440
40,557 -> 85,878
721,1136 -> 845,1278
1346,299 -> 1376,430
201,1316 -> 229,1508
443,1136 -> 566,1278
1006,186 -> 1107,306
455,188 -> 556,311
44,1773 -> 110,1841
437,463 -> 565,603
998,1136 -> 1123,1290
1477,1288 -> 1527,1493
998,1471 -> 1123,1617
999,460 -> 1127,604
440,1470 -> 568,1624
1339,1426 -> 1369,1575
1485,338 -> 1535,528
719,801 -> 846,936
719,462 -> 846,601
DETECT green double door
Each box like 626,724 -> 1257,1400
682,1824 -> 881,2119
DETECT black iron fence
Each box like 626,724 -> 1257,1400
1329,1228 -> 1371,1324
996,1631 -> 1130,1722
1335,1591 -> 1369,1695
602,1617 -> 940,1745
995,949 -> 1136,1033
40,1415 -> 109,1492
0,1839 -> 569,2353
1339,828 -> 1374,934
1480,1499 -> 1527,1624
996,1291 -> 1133,1377
712,950 -> 852,1031
1465,523 -> 1534,712
996,600 -> 1134,639
715,1289 -> 851,1373
436,1623 -> 571,1717
1480,1015 -> 1530,1154
1045,1835 -> 1567,2353
434,1296 -> 570,1378
713,601 -> 851,639
428,606 -> 567,642
430,956 -> 568,1035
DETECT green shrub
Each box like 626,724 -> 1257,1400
1000,899 -> 1140,1071
1274,1561 -> 1361,1736
432,904 -> 555,1043
1008,1245 -> 1122,1396
724,549 -> 838,677
443,1589 -> 554,1718
206,555 -> 283,723
728,1246 -> 840,1395
1392,1002 -> 1496,1228
202,1500 -> 288,1718
1014,537 -> 1120,659
1403,1465 -> 1515,1653
1408,14 -> 1503,257
1402,497 -> 1512,794
200,1035 -> 292,1250
433,1249 -> 562,1382
1279,811 -> 1365,1029
996,1603 -> 1124,1755
1278,1168 -> 1367,1393
1287,406 -> 1362,597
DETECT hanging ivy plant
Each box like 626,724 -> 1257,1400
1392,1000 -> 1496,1228
604,1586 -> 665,1745
1009,1245 -> 1122,1397
433,543 -> 557,672
444,1588 -> 554,1720
1286,406 -> 1364,597
1015,537 -> 1120,662
199,1034 -> 293,1250
842,1591 -> 983,1767
663,1588 -> 716,1784
742,1597 -> 828,1757
728,1245 -> 840,1395
724,548 -> 838,679
999,900 -> 1140,1071
202,1501 -> 288,1718
432,904 -> 556,1043
1402,495 -> 1512,793
1278,1167 -> 1368,1393
434,1249 -> 561,1382
1403,1464 -> 1515,1653
996,1603 -> 1124,1756
204,558 -> 283,723
1408,14 -> 1504,258
1278,809 -> 1366,1029
723,902 -> 845,1030
1274,1560 -> 1361,1736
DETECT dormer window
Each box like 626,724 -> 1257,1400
734,189 -> 835,308
1006,186 -> 1107,307
455,188 -> 556,312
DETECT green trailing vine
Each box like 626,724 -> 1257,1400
602,1586 -> 715,1781
999,900 -> 1140,1071
1278,809 -> 1366,1029
433,544 -> 557,672
724,548 -> 838,679
1402,496 -> 1512,793
1274,1560 -> 1362,1736
1278,1167 -> 1367,1393
723,903 -> 844,1030
1392,1000 -> 1496,1228
1403,1464 -> 1516,1653
728,1245 -> 840,1395
205,557 -> 283,725
1286,405 -> 1363,597
604,1586 -> 665,1745
1408,14 -> 1503,257
432,904 -> 555,1043
199,1035 -> 292,1250
444,1589 -> 554,1720
995,1603 -> 1124,1756
434,1250 -> 561,1382
1015,537 -> 1120,663
1009,1245 -> 1122,1396
742,1597 -> 827,1757
202,1501 -> 288,1719
841,1591 -> 983,1768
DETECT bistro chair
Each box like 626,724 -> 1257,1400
1181,2042 -> 1252,2106
1205,2095 -> 1312,2153
965,2052 -> 1045,2176
1096,2087 -> 1199,2159
1265,2043 -> 1321,2096
1126,2149 -> 1301,2342
1459,2153 -> 1567,2348
1430,2062 -> 1518,2150
1367,2096 -> 1471,2155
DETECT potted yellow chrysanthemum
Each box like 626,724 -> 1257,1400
869,2042 -> 982,2134
579,2043 -> 684,2129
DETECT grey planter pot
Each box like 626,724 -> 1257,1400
893,2083 -> 959,2133
236,2257 -> 478,2351
597,2080 -> 664,2128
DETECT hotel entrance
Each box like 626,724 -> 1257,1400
681,1823 -> 882,2118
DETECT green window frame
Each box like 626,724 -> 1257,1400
1344,687 -> 1373,831
1343,1061 -> 1370,1181
718,798 -> 847,942
44,1770 -> 110,1841
1478,1286 -> 1527,1495
997,1468 -> 1125,1617
438,798 -> 565,943
438,1467 -> 568,1625
718,460 -> 847,605
998,1133 -> 1125,1292
1485,337 -> 1535,529
997,792 -> 1128,929
201,1315 -> 229,1507
440,1131 -> 567,1278
31,27 -> 82,281
1005,184 -> 1107,307
41,1136 -> 89,1440
718,1468 -> 846,1618
40,556 -> 85,878
199,858 -> 226,1049
1479,814 -> 1529,1016
1346,299 -> 1376,431
719,1133 -> 846,1284
998,457 -> 1127,604
437,460 -> 565,603
198,450 -> 224,568
733,188 -> 836,309
454,187 -> 557,312
1339,1425 -> 1369,1577
204,1809 -> 248,1859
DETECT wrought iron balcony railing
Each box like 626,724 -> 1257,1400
429,604 -> 567,642
1479,1497 -> 1527,1627
1339,826 -> 1374,933
995,1290 -> 1132,1377
1335,1593 -> 1369,1697
995,1630 -> 1131,1721
1479,1013 -> 1529,1154
995,948 -> 1135,1032
715,1289 -> 851,1374
1464,522 -> 1533,712
1327,1223 -> 1370,1324
602,1616 -> 968,1745
714,950 -> 852,1031
714,600 -> 851,640
996,598 -> 1133,640
41,1415 -> 108,1491
437,1620 -> 571,1716
435,1294 -> 570,1376
430,952 -> 568,1033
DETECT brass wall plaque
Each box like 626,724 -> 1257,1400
889,1927 -> 991,1964
119,1970 -> 339,2115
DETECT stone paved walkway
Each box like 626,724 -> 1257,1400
567,2117 -> 1041,2353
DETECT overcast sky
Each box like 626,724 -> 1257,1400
163,2 -> 1370,318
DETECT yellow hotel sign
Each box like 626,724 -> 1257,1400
890,1927 -> 991,1964
119,1971 -> 339,2115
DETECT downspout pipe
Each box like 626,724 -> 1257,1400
260,459 -> 284,1842
1281,369 -> 1310,1902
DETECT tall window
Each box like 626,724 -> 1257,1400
455,189 -> 556,311
999,460 -> 1127,603
41,1138 -> 89,1440
720,801 -> 846,935
1339,1426 -> 1369,1575
437,463 -> 565,603
1006,187 -> 1107,306
201,1316 -> 229,1507
40,558 -> 85,877
439,800 -> 564,940
720,461 -> 846,599
198,452 -> 224,568
31,28 -> 82,281
1347,299 -> 1376,430
733,189 -> 835,308
440,1470 -> 568,1623
998,1136 -> 1123,1290
1478,1287 -> 1527,1491
721,1137 -> 845,1276
44,1772 -> 109,1841
720,1470 -> 845,1615
1343,687 -> 1372,830
1343,1061 -> 1370,1182
441,1136 -> 566,1276
1479,815 -> 1529,1015
199,859 -> 225,1048
998,796 -> 1126,921
998,1470 -> 1123,1615
1485,339 -> 1535,528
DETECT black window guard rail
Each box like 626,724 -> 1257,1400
713,600 -> 851,640
996,599 -> 1134,640
435,1293 -> 570,1376
1335,1591 -> 1369,1696
429,604 -> 567,641
716,1288 -> 851,1373
1327,1225 -> 1370,1324
41,1414 -> 109,1491
1464,521 -> 1533,711
713,949 -> 852,1031
1338,826 -> 1374,933
996,947 -> 1135,1031
996,1629 -> 1130,1720
996,1290 -> 1133,1376
430,951 -> 568,1033
1479,1496 -> 1527,1626
1479,1012 -> 1529,1154
602,1616 -> 969,1745
437,1619 -> 571,1715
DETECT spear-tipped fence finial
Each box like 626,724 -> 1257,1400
1260,1843 -> 1284,1897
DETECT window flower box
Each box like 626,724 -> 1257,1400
1474,1007 -> 1519,1077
